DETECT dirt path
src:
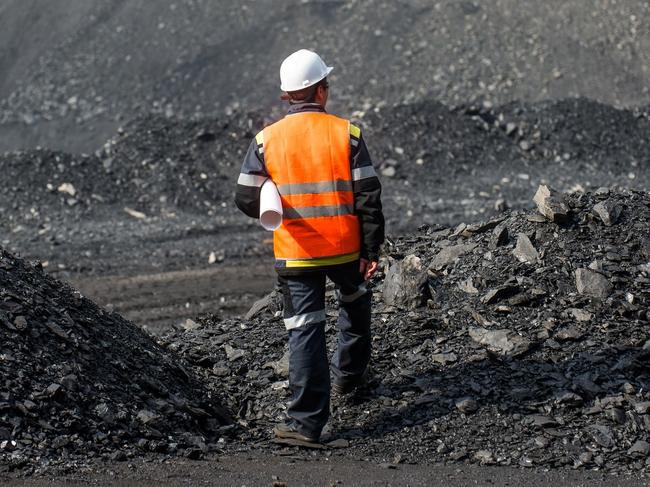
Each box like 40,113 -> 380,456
70,264 -> 276,334
4,452 -> 647,487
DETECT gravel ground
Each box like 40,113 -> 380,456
2,452 -> 649,487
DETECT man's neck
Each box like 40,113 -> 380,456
287,103 -> 326,114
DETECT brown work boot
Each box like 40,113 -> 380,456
273,422 -> 319,443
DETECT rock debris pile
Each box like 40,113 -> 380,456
162,187 -> 650,473
1,99 -> 648,238
0,249 -> 230,472
0,114 -> 255,226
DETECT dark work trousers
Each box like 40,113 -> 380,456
277,261 -> 372,438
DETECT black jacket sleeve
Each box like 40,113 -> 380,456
350,130 -> 385,261
234,134 -> 269,218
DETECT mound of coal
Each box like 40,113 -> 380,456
1,0 -> 648,152
161,187 -> 650,473
364,98 -> 649,228
2,98 -> 648,237
0,248 -> 230,472
0,113 -> 255,224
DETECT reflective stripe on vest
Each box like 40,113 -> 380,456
262,112 -> 361,264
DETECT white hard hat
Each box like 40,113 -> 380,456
280,49 -> 333,92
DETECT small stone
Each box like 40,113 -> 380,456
587,424 -> 614,448
622,383 -> 635,394
268,350 -> 290,377
57,183 -> 77,197
136,409 -> 160,425
45,321 -> 70,340
181,319 -> 201,331
271,380 -> 289,390
245,290 -> 281,320
469,327 -> 531,357
554,390 -> 583,407
110,450 -> 127,461
23,399 -> 38,411
519,456 -> 534,467
634,402 -> 650,414
554,326 -> 582,342
449,449 -> 468,461
184,448 -> 203,460
519,140 -> 532,151
432,352 -> 458,365
628,441 -> 650,457
430,243 -> 477,270
208,250 -> 224,264
455,397 -> 479,414
593,201 -> 621,226
533,185 -> 569,222
437,442 -> 450,454
224,344 -> 245,361
457,277 -> 479,294
575,451 -> 593,467
124,207 -> 147,219
51,436 -> 70,449
529,415 -> 558,428
45,383 -> 62,397
489,223 -> 509,249
212,366 -> 230,377
327,439 -> 349,448
606,408 -> 626,424
575,268 -> 612,299
382,255 -> 429,309
494,198 -> 508,212
13,316 -> 27,330
505,122 -> 518,136
474,450 -> 495,464
512,233 -> 539,264
534,436 -> 550,448
568,308 -> 593,322
481,285 -> 520,305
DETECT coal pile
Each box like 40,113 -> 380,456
0,113 -> 256,223
0,248 -> 231,472
360,98 -> 649,229
2,98 -> 648,237
162,187 -> 650,473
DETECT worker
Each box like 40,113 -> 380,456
235,49 -> 384,445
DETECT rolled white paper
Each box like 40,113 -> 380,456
259,179 -> 283,231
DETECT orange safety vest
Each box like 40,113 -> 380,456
261,111 -> 361,268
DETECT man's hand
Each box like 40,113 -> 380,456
359,258 -> 379,281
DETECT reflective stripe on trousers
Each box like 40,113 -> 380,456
278,261 -> 372,437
